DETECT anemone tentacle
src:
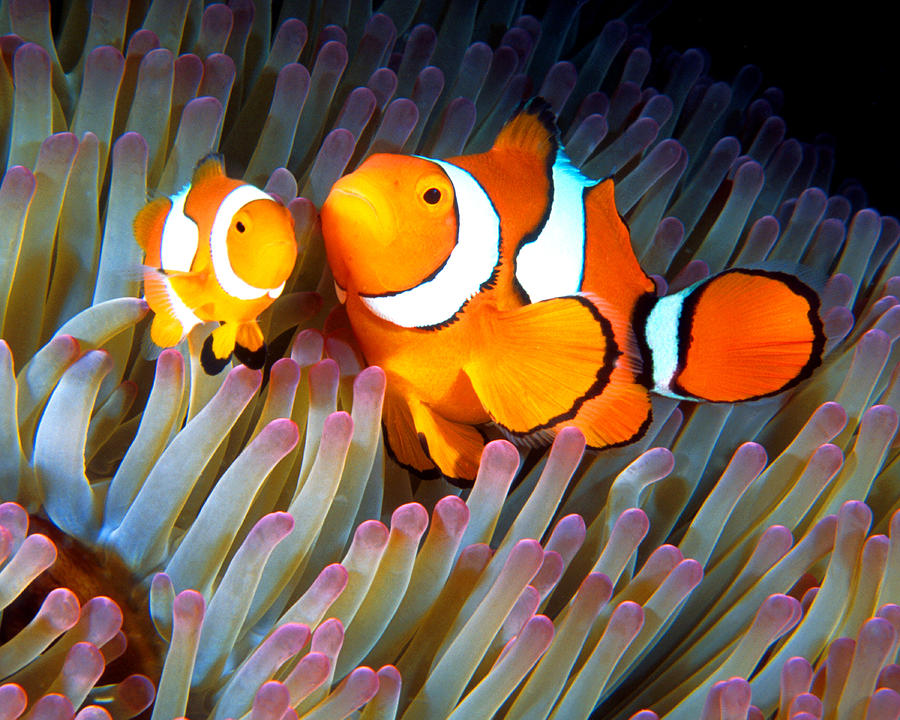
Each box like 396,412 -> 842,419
1,2 -> 898,719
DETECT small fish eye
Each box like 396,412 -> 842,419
235,221 -> 246,232
423,188 -> 441,204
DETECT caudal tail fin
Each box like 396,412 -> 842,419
638,269 -> 825,402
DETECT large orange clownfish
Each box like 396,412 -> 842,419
134,155 -> 297,374
320,100 -> 825,485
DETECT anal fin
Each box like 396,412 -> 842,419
465,295 -> 619,436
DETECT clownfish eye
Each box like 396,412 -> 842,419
235,221 -> 246,233
423,188 -> 441,204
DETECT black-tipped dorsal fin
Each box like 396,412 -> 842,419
192,153 -> 227,184
492,97 -> 560,161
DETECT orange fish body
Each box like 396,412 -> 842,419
134,155 -> 297,373
321,101 -> 824,484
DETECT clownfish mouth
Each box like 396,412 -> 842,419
324,187 -> 390,240
322,181 -> 399,294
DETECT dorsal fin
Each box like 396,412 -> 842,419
192,153 -> 227,184
133,196 -> 172,255
492,97 -> 559,160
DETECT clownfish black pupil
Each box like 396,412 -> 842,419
235,221 -> 245,232
423,188 -> 441,204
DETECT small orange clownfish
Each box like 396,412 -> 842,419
320,100 -> 825,485
134,155 -> 297,374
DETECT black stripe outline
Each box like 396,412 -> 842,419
631,291 -> 660,389
583,401 -> 654,452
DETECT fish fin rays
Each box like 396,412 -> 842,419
167,270 -> 210,308
199,323 -> 239,375
201,333 -> 232,374
235,321 -> 265,351
411,402 -> 486,485
382,388 -> 485,484
210,322 -> 239,360
492,97 -> 559,162
149,312 -> 185,349
143,269 -> 191,345
465,296 -> 618,436
659,269 -> 825,402
558,381 -> 653,449
192,153 -> 227,184
234,322 -> 266,369
383,389 -> 437,477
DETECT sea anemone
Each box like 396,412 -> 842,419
1,1 -> 897,719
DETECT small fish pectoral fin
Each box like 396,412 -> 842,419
465,296 -> 619,437
143,270 -> 193,342
209,322 -> 239,360
166,271 -> 210,309
382,388 -> 485,485
149,312 -> 186,349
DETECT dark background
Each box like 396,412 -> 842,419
647,2 -> 896,217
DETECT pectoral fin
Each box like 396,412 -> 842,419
465,295 -> 619,436
149,312 -> 186,349
167,270 -> 210,309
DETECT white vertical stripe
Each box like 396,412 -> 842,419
209,185 -> 286,300
514,150 -> 598,302
160,186 -> 198,272
361,158 -> 501,328
645,292 -> 684,397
